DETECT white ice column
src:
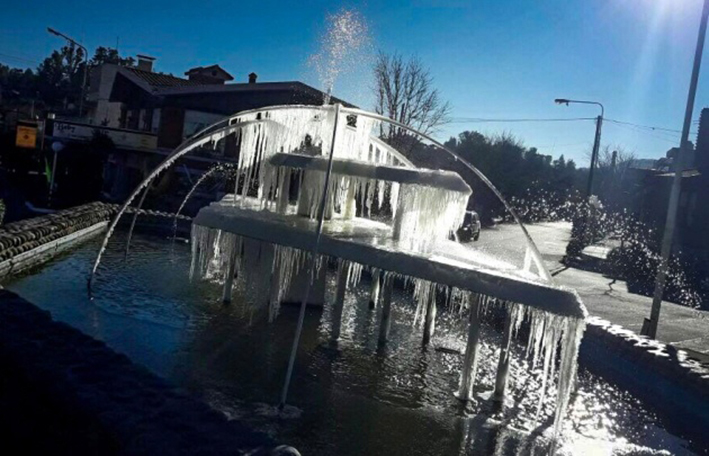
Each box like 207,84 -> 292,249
391,187 -> 406,241
455,295 -> 482,401
369,270 -> 381,310
423,289 -> 437,346
222,252 -> 237,304
268,260 -> 282,321
343,179 -> 357,219
378,277 -> 394,346
331,260 -> 351,341
276,170 -> 292,214
493,308 -> 514,405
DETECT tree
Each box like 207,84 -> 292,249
1,45 -> 134,115
0,65 -> 37,104
373,52 -> 451,150
439,130 -> 585,224
35,44 -> 86,110
90,47 -> 135,67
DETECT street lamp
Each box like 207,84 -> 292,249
554,98 -> 605,198
644,0 -> 709,339
47,27 -> 89,119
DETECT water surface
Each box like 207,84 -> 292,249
3,232 -> 702,455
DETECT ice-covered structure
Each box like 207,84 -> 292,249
90,104 -> 587,436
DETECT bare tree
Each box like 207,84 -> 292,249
373,52 -> 451,149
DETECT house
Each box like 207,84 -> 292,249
74,56 -> 354,205
86,56 -> 352,149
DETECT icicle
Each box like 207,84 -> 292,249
390,182 -> 400,220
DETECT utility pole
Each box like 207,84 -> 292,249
644,0 -> 709,339
47,27 -> 89,119
587,114 -> 604,197
554,99 -> 605,198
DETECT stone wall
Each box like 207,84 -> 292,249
0,202 -> 115,259
0,202 -> 193,279
581,316 -> 709,445
0,289 -> 298,455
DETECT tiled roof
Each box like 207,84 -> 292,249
155,81 -> 355,107
125,67 -> 204,88
155,81 -> 301,95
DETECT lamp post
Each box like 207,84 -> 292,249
47,27 -> 89,119
644,0 -> 709,339
554,98 -> 605,198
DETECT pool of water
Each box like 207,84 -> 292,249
2,231 -> 704,455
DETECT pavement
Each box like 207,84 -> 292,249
477,221 -> 709,358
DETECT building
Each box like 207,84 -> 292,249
86,56 -> 350,149
633,108 -> 709,270
47,56 -> 352,207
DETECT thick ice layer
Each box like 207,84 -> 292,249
267,153 -> 471,193
261,153 -> 471,250
194,196 -> 586,320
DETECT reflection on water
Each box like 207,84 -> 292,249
3,232 -> 701,455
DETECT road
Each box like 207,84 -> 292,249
476,221 -> 570,273
475,221 -> 709,356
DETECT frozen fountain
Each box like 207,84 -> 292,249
89,102 -> 587,439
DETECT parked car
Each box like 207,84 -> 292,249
455,210 -> 481,242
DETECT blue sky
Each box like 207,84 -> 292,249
0,0 -> 706,164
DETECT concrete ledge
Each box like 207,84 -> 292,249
581,316 -> 709,440
0,289 -> 298,455
0,202 -> 116,278
0,202 -> 192,280
0,221 -> 107,278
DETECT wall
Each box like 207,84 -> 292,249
581,317 -> 709,447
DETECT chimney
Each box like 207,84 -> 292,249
248,72 -> 258,84
136,55 -> 155,72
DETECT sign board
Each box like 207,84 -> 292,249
52,121 -> 157,150
15,124 -> 37,148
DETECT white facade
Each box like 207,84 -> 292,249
86,64 -> 124,128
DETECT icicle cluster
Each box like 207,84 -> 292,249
503,299 -> 586,437
393,184 -> 469,252
389,273 -> 585,437
191,224 -> 325,320
190,225 -> 241,282
231,106 -> 411,207
345,260 -> 364,289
